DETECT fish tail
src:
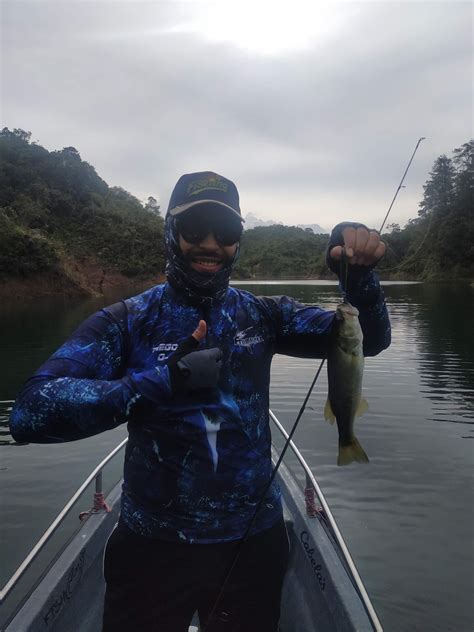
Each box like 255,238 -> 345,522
337,437 -> 369,466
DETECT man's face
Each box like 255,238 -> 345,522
176,207 -> 241,274
179,234 -> 238,274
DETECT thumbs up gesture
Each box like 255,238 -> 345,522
168,320 -> 223,392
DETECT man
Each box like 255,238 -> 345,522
10,171 -> 391,632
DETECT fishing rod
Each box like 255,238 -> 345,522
341,136 -> 428,288
375,136 -> 429,274
202,136 -> 426,630
379,137 -> 426,234
201,358 -> 327,631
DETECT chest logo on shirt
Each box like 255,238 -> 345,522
234,327 -> 264,349
152,342 -> 178,362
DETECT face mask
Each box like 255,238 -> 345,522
164,216 -> 240,305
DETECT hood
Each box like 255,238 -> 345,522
164,215 -> 240,305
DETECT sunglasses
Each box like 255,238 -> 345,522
177,212 -> 243,247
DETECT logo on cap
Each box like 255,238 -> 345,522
188,175 -> 229,197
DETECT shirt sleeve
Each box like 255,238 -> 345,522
257,295 -> 335,358
258,271 -> 391,359
8,303 -> 171,444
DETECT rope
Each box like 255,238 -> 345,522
304,472 -> 320,518
78,492 -> 111,521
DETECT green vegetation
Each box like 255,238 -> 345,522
235,140 -> 473,281
235,225 -> 329,279
0,128 -> 472,292
379,140 -> 473,281
0,128 -> 165,283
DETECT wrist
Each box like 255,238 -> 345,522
344,269 -> 382,307
128,366 -> 173,404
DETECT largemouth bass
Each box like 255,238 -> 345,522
325,301 -> 369,466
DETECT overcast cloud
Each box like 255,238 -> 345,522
1,1 -> 472,230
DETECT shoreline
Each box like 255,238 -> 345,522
0,259 -> 165,300
2,274 -> 471,300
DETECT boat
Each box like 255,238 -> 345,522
0,410 -> 383,631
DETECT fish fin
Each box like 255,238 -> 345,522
337,437 -> 369,466
355,397 -> 369,417
324,399 -> 336,425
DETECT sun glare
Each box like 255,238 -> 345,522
173,1 -> 350,56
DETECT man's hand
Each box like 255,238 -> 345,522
330,225 -> 385,266
168,320 -> 223,392
327,223 -> 385,269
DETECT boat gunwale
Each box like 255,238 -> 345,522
269,410 -> 382,631
0,438 -> 128,604
1,409 -> 382,631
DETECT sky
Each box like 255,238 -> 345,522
1,1 -> 472,231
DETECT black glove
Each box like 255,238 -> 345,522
168,336 -> 223,392
325,221 -> 378,278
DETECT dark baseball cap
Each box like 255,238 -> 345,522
167,171 -> 244,221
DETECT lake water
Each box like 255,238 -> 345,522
0,281 -> 473,631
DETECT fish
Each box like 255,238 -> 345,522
324,301 -> 369,466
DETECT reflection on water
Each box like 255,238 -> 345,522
389,285 -> 474,443
244,280 -> 474,632
0,282 -> 473,632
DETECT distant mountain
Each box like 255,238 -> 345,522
297,223 -> 329,235
244,212 -> 279,229
244,212 -> 328,234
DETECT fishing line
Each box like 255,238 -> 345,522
341,137 -> 426,288
379,137 -> 426,234
376,136 -> 428,273
201,357 -> 326,630
378,210 -> 434,273
341,247 -> 350,299
203,136 -> 426,630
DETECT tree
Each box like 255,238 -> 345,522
378,140 -> 474,280
145,196 -> 161,216
418,155 -> 455,218
452,139 -> 473,171
1,127 -> 32,143
60,146 -> 81,161
449,140 -> 474,266
452,140 -> 473,210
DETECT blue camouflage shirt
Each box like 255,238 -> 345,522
10,274 -> 390,543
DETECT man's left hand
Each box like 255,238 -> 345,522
329,225 -> 385,267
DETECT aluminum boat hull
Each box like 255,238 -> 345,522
5,455 -> 377,631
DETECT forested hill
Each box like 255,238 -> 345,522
0,128 -> 165,295
0,128 -> 472,297
234,225 -> 329,279
0,128 -> 331,292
